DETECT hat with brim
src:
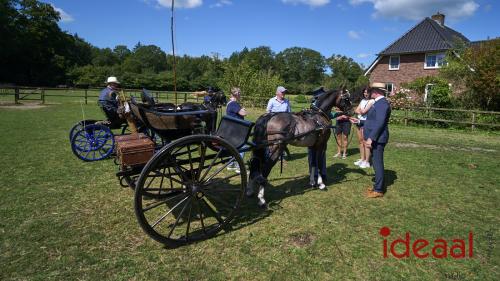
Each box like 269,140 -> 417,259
370,82 -> 385,88
277,86 -> 287,93
106,76 -> 120,84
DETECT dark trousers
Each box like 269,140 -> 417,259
308,147 -> 327,185
371,141 -> 386,192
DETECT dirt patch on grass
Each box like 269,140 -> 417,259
393,141 -> 496,153
287,232 -> 316,248
0,102 -> 48,110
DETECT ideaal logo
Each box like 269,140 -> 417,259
380,227 -> 474,259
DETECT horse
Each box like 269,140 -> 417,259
247,88 -> 352,207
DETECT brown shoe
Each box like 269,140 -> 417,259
366,186 -> 374,192
366,191 -> 384,198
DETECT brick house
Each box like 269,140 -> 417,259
364,13 -> 470,99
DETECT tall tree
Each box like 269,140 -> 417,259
276,47 -> 325,93
325,54 -> 364,91
440,39 -> 500,111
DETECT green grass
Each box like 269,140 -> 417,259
0,102 -> 499,281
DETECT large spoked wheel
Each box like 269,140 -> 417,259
70,124 -> 115,161
134,135 -> 246,246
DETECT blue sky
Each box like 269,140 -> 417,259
45,0 -> 498,67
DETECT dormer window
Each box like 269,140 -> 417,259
389,56 -> 400,70
425,53 -> 446,69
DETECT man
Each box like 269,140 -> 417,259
266,86 -> 291,159
363,83 -> 391,198
98,76 -> 120,112
266,86 -> 291,113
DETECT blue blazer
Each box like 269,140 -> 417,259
363,98 -> 391,143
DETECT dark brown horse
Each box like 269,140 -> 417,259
247,89 -> 352,207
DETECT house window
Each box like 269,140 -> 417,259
389,56 -> 400,70
385,83 -> 394,94
424,84 -> 434,102
425,53 -> 446,69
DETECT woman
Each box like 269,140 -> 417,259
350,87 -> 374,168
226,87 -> 247,173
333,112 -> 351,159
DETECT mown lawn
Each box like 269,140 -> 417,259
0,102 -> 499,281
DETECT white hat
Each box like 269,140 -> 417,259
276,86 -> 287,93
106,76 -> 120,84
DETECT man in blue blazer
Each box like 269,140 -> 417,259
363,84 -> 391,198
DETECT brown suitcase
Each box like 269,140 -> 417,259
116,137 -> 155,167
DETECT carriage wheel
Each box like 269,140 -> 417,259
134,135 -> 246,246
70,124 -> 115,162
69,120 -> 97,141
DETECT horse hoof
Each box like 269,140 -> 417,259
258,201 -> 267,209
318,183 -> 326,190
245,187 -> 255,197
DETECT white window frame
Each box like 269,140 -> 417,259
385,83 -> 394,94
424,53 -> 446,69
389,55 -> 400,70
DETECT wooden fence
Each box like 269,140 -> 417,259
1,86 -> 499,130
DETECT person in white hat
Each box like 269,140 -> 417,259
266,86 -> 291,113
98,76 -> 121,111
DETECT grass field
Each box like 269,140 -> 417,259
0,101 -> 499,280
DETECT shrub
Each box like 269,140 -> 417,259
294,94 -> 308,103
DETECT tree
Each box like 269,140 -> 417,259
113,45 -> 131,63
275,47 -> 325,93
218,61 -> 283,106
440,39 -> 500,111
325,54 -> 364,91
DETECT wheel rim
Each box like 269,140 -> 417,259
70,124 -> 115,161
134,135 -> 245,245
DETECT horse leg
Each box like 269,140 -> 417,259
308,147 -> 318,187
317,148 -> 327,190
254,144 -> 283,208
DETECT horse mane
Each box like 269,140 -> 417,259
253,113 -> 276,144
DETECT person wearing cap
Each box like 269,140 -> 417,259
203,86 -> 216,104
226,87 -> 247,173
363,83 -> 391,198
266,86 -> 292,159
98,76 -> 121,112
266,86 -> 291,113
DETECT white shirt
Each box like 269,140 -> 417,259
358,99 -> 369,120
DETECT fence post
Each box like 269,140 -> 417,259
184,93 -> 187,103
84,89 -> 88,105
41,89 -> 45,104
404,107 -> 408,126
14,87 -> 19,104
471,113 -> 476,131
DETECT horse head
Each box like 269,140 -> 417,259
204,91 -> 227,109
314,88 -> 352,116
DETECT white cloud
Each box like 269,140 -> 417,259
357,53 -> 370,58
210,0 -> 232,8
348,30 -> 361,39
349,0 -> 479,21
51,4 -> 74,22
282,0 -> 330,7
157,0 -> 203,9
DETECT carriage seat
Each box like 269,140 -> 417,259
141,89 -> 156,107
216,115 -> 254,150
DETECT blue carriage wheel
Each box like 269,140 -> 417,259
71,124 -> 115,162
69,120 -> 97,141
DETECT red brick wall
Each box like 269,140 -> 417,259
369,53 -> 440,91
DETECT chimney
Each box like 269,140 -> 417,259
431,12 -> 445,26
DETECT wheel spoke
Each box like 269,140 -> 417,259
204,156 -> 235,182
184,200 -> 193,241
166,197 -> 191,238
151,195 -> 190,228
199,148 -> 223,182
196,142 -> 207,180
201,197 -> 224,224
202,173 -> 240,188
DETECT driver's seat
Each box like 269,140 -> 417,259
141,89 -> 156,107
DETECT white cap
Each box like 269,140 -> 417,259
106,76 -> 120,84
276,86 -> 287,93
370,82 -> 385,88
